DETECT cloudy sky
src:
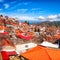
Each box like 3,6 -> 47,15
0,0 -> 60,21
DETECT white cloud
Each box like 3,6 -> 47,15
38,14 -> 60,21
0,0 -> 3,2
47,15 -> 60,21
47,15 -> 57,19
18,16 -> 35,20
4,3 -> 9,9
0,9 -> 2,11
17,9 -> 28,13
12,15 -> 36,20
57,14 -> 60,18
18,2 -> 30,6
38,16 -> 45,20
31,8 -> 41,11
20,2 -> 32,5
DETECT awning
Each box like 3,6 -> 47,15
20,45 -> 60,60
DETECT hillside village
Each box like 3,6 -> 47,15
0,15 -> 60,60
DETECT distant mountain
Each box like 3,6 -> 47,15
40,21 -> 60,26
19,20 -> 60,26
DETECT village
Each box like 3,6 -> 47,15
0,15 -> 60,60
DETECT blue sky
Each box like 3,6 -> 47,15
0,0 -> 60,21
